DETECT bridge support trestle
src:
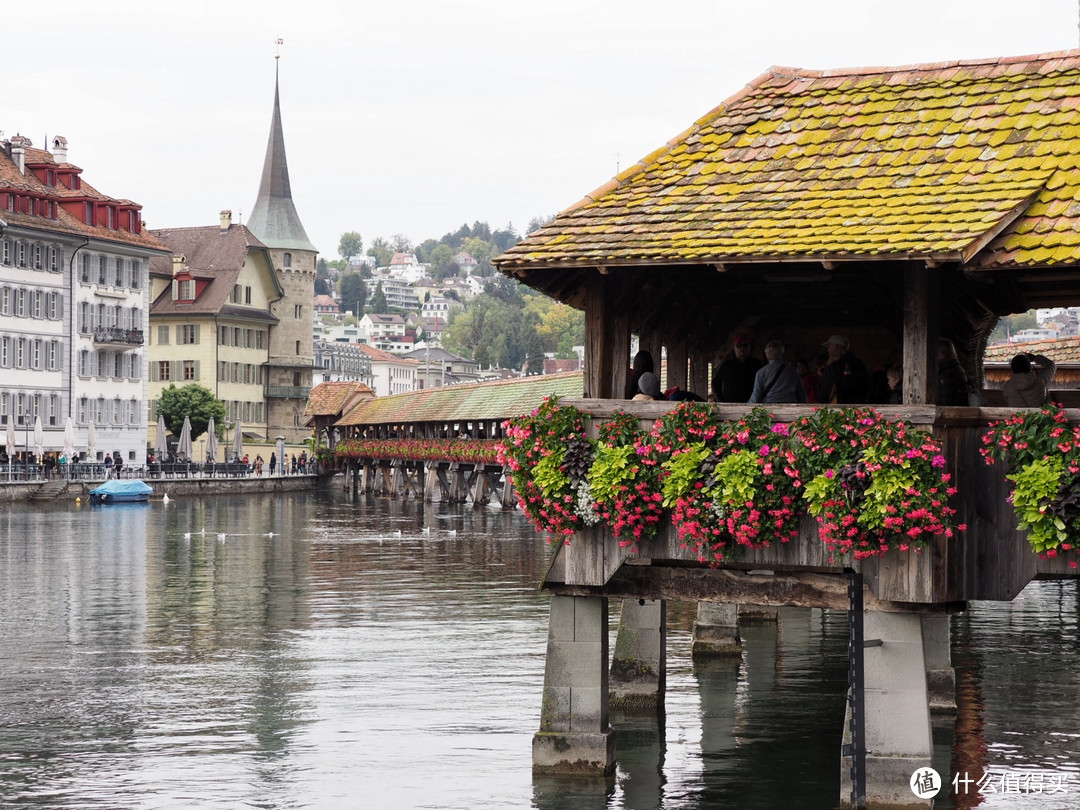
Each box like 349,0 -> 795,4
533,594 -> 615,775
841,610 -> 934,808
610,598 -> 666,711
691,602 -> 741,656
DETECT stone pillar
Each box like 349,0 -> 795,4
610,598 -> 666,710
922,613 -> 956,712
841,611 -> 933,808
738,603 -> 779,622
533,595 -> 615,775
691,602 -> 741,656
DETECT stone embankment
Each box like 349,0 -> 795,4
0,474 -> 332,503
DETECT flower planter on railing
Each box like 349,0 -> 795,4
497,398 -> 963,566
332,438 -> 501,466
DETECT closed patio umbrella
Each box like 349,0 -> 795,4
86,420 -> 97,461
63,417 -> 76,460
205,417 -> 218,463
33,415 -> 44,461
232,419 -> 243,463
5,419 -> 13,481
177,416 -> 193,462
155,414 -> 168,461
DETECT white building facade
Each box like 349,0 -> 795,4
0,134 -> 166,465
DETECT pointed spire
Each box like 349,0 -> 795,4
247,61 -> 317,253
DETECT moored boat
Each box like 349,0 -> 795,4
89,479 -> 153,504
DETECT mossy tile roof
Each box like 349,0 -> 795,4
336,372 -> 584,427
497,50 -> 1080,271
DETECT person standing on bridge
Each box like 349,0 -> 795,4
1002,353 -> 1057,407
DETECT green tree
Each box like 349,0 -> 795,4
391,233 -> 413,252
156,383 -> 226,444
339,273 -> 367,316
989,310 -> 1039,344
370,281 -> 388,314
368,237 -> 392,268
338,231 -> 363,261
462,237 -> 494,276
428,243 -> 457,280
314,277 -> 330,296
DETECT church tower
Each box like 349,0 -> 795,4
247,59 -> 317,444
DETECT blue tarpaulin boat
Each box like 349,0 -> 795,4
89,479 -> 153,504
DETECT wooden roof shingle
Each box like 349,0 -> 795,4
496,50 -> 1080,273
336,372 -> 584,427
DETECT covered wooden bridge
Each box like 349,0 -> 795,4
317,372 -> 582,503
493,50 -> 1080,808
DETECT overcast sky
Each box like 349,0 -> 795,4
6,1 -> 1080,259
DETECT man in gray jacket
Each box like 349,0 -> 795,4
749,340 -> 808,404
1002,353 -> 1057,407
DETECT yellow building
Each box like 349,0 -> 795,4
147,212 -> 283,457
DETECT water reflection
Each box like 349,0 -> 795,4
0,493 -> 1077,809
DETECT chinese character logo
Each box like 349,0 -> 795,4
911,767 -> 942,799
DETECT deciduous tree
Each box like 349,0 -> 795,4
156,383 -> 226,443
338,231 -> 363,261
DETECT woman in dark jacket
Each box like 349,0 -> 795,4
937,338 -> 971,406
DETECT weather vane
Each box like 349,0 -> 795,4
275,38 -> 284,60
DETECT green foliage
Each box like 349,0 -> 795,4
367,237 -> 392,268
1008,457 -> 1069,553
713,450 -> 760,506
339,273 -> 367,315
156,384 -> 226,443
338,231 -> 363,260
588,444 -> 636,505
661,443 -> 712,506
369,281 -> 388,314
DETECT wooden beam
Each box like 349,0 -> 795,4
903,264 -> 939,405
546,565 -> 963,614
665,336 -> 689,391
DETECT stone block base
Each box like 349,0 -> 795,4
840,754 -> 934,808
532,730 -> 616,775
690,621 -> 742,656
927,667 -> 956,713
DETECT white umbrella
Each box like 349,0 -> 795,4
155,414 -> 168,461
63,416 -> 76,460
86,420 -> 97,462
33,415 -> 43,461
177,416 -> 193,462
205,417 -> 218,463
5,419 -> 13,481
232,419 -> 243,463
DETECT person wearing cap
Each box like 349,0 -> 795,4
817,334 -> 870,404
749,340 -> 808,404
1002,352 -> 1056,407
712,332 -> 764,402
633,371 -> 663,401
625,350 -> 654,399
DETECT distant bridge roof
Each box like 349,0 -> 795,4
336,371 -> 584,427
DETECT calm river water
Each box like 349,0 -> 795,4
0,490 -> 1077,809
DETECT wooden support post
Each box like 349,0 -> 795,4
665,337 -> 689,392
688,350 -> 710,400
500,472 -> 517,508
471,466 -> 489,507
903,264 -> 940,405
424,461 -> 439,503
584,273 -> 630,399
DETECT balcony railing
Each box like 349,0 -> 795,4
264,385 -> 311,399
93,327 -> 144,346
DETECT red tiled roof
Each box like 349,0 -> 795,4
303,381 -> 375,417
357,343 -> 420,363
985,335 -> 1080,364
0,141 -> 167,253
